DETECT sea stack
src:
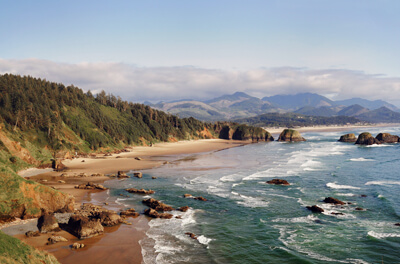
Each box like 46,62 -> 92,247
338,133 -> 357,143
278,129 -> 306,142
375,133 -> 399,143
355,132 -> 380,145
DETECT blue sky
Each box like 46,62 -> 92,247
1,0 -> 400,103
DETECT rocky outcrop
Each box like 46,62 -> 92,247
25,231 -> 40,237
185,232 -> 198,239
194,196 -> 207,201
52,159 -> 65,172
48,235 -> 68,244
75,204 -> 122,227
133,172 -> 143,178
75,182 -> 107,190
142,198 -> 173,211
219,124 -> 274,142
37,213 -> 60,233
67,215 -> 104,239
72,242 -> 85,249
126,188 -> 155,195
117,171 -> 129,178
266,179 -> 290,185
306,205 -> 324,213
1,180 -> 75,220
375,133 -> 399,143
278,129 -> 306,142
355,132 -> 380,145
178,206 -> 190,212
183,194 -> 193,198
120,208 -> 140,217
338,133 -> 357,143
144,208 -> 173,219
323,197 -> 345,205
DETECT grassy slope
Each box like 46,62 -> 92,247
0,231 -> 59,264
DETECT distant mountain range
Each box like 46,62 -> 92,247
146,92 -> 400,123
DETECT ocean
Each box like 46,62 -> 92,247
104,126 -> 400,264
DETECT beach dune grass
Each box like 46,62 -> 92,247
0,231 -> 59,264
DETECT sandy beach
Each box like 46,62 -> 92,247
2,139 -> 249,264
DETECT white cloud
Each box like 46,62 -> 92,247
1,58 -> 400,106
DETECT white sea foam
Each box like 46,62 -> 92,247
272,215 -> 319,224
365,181 -> 400,186
349,158 -> 374,162
337,193 -> 356,197
197,235 -> 213,246
327,182 -> 361,190
366,144 -> 393,148
231,192 -> 269,208
368,231 -> 400,239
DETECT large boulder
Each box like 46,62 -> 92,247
338,133 -> 357,143
323,197 -> 345,205
306,205 -> 324,213
120,208 -> 140,217
375,133 -> 399,143
75,203 -> 122,227
75,182 -> 108,190
126,188 -> 155,195
144,208 -> 173,219
37,213 -> 60,233
278,129 -> 306,142
142,198 -> 173,211
266,179 -> 290,185
355,132 -> 380,145
67,215 -> 104,239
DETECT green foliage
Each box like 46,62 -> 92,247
0,231 -> 60,264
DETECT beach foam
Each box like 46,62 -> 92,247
349,158 -> 374,162
327,182 -> 361,190
365,181 -> 400,186
368,231 -> 400,239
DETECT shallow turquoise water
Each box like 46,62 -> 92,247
106,126 -> 400,264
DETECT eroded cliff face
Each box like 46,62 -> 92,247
0,173 -> 74,220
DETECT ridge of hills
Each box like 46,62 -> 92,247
147,92 -> 400,123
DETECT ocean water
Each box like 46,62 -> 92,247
105,126 -> 400,264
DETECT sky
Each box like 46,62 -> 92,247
1,0 -> 400,105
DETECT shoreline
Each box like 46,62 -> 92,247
264,123 -> 400,135
3,139 -> 250,264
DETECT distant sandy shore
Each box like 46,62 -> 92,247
6,139 -> 249,264
264,123 -> 399,135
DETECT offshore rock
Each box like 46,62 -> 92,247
125,188 -> 155,195
117,171 -> 129,178
355,132 -> 380,145
338,133 -> 357,143
142,198 -> 173,211
278,129 -> 306,142
375,133 -> 399,143
144,208 -> 173,219
194,196 -> 207,201
306,205 -> 324,213
323,197 -> 345,205
266,179 -> 290,185
178,206 -> 190,212
133,172 -> 143,178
